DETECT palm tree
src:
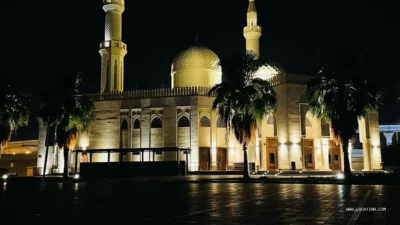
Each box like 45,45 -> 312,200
38,74 -> 95,179
305,49 -> 383,179
0,80 -> 30,159
208,52 -> 277,179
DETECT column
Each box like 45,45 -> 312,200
362,141 -> 371,171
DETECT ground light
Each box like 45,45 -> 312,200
336,173 -> 344,179
73,174 -> 80,180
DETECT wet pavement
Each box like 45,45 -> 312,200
0,179 -> 397,225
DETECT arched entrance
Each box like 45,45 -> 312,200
329,140 -> 341,170
266,138 -> 278,170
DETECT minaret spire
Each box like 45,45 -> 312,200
99,0 -> 127,93
244,0 -> 262,59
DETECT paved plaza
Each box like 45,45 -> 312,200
0,178 -> 397,225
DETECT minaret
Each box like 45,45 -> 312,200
99,0 -> 127,93
244,0 -> 262,59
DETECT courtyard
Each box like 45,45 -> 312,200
0,178 -> 396,225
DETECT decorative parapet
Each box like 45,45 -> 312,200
267,72 -> 314,86
85,86 -> 213,101
86,73 -> 314,101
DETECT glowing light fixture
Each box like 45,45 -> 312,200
79,132 -> 89,150
336,173 -> 344,179
73,174 -> 80,180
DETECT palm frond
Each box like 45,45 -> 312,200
0,80 -> 30,145
38,74 -> 95,147
305,49 -> 383,141
209,52 -> 277,145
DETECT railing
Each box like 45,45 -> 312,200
100,40 -> 127,50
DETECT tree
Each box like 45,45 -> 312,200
305,49 -> 383,179
208,52 -> 277,179
38,74 -> 95,179
0,80 -> 30,159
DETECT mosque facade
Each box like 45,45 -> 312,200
36,0 -> 382,175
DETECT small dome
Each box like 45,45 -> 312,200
172,43 -> 220,73
254,64 -> 281,80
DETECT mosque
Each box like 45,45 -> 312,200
36,0 -> 382,175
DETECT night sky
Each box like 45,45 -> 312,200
1,0 -> 399,140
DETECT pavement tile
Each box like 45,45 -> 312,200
0,180 -> 396,225
306,221 -> 325,225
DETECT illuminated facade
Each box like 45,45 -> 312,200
36,0 -> 382,174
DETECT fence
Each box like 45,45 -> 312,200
187,162 -> 256,172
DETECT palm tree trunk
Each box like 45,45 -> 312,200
63,145 -> 70,180
342,139 -> 352,179
243,144 -> 251,180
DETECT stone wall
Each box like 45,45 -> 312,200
89,101 -> 121,150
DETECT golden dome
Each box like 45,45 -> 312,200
172,43 -> 220,72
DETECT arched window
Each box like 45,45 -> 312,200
321,120 -> 330,137
199,116 -> 210,127
216,117 -> 226,128
305,117 -> 312,127
133,118 -> 140,129
267,116 -> 275,125
151,117 -> 163,128
121,119 -> 128,130
178,116 -> 190,127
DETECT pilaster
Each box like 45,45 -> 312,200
368,111 -> 382,170
190,97 -> 199,170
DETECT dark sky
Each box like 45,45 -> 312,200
1,0 -> 400,140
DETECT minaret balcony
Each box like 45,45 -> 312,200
244,26 -> 262,33
100,41 -> 127,50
